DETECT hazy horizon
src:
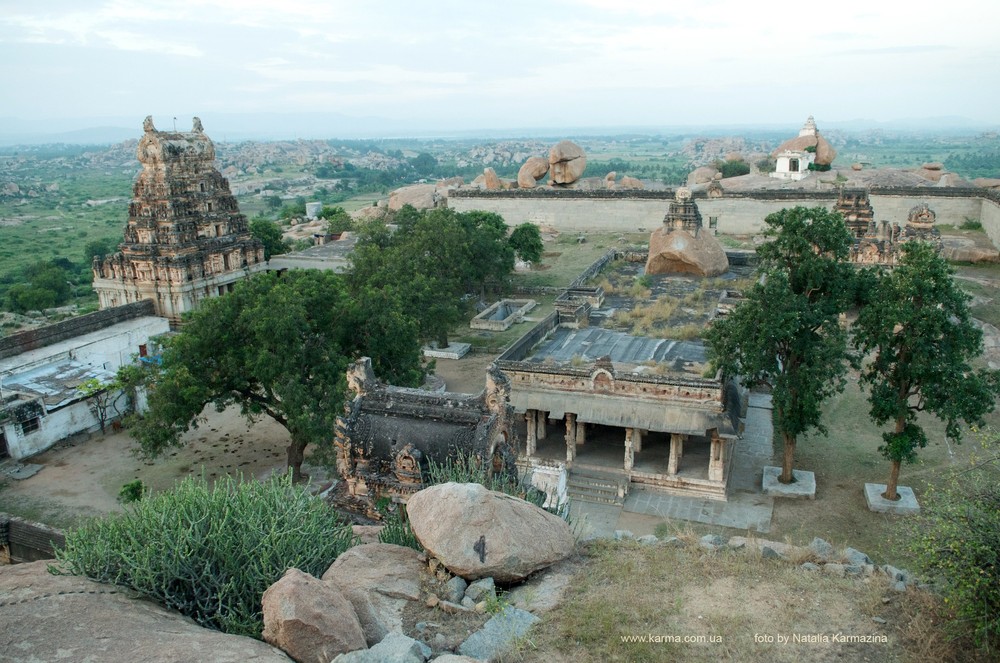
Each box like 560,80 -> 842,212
2,1 -> 998,144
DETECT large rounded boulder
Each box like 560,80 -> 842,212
406,482 -> 574,582
548,140 -> 587,185
517,156 -> 550,188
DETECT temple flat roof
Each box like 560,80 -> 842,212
524,326 -> 707,375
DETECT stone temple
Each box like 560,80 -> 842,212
92,117 -> 265,327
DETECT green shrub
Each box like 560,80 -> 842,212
910,428 -> 1000,651
117,479 -> 146,503
377,503 -> 422,551
961,218 -> 984,231
425,450 -> 549,510
51,473 -> 357,637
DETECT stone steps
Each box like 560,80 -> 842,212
567,469 -> 628,506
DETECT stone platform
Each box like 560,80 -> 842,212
422,342 -> 471,360
762,466 -> 816,499
864,483 -> 920,515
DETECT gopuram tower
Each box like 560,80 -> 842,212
92,116 -> 265,327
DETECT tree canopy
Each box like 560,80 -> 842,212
349,207 -> 514,347
249,217 -> 288,260
853,241 -> 1000,500
509,223 -> 544,264
128,270 -> 423,480
706,206 -> 855,483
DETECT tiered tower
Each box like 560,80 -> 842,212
92,117 -> 265,327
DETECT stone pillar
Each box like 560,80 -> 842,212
525,410 -> 537,456
624,427 -> 635,473
667,433 -> 685,476
537,411 -> 547,441
575,420 -> 586,446
565,413 -> 577,464
634,428 -> 643,453
708,431 -> 725,483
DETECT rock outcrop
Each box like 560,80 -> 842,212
687,165 -> 719,185
406,482 -> 575,582
262,568 -> 367,663
483,167 -> 502,191
645,188 -> 728,277
619,175 -> 644,190
548,140 -> 587,185
0,561 -> 290,662
389,184 -> 437,211
322,543 -> 425,646
517,156 -> 550,188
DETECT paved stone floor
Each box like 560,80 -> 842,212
571,393 -> 776,538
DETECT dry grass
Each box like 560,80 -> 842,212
511,539 -> 984,663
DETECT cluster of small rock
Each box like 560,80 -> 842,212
615,529 -> 923,595
261,482 -> 576,663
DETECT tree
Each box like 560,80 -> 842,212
127,270 -> 423,481
509,223 -> 544,264
319,205 -> 353,234
706,207 -> 855,484
83,238 -> 118,264
853,241 -> 1000,500
249,217 -> 288,260
77,377 -> 123,434
410,152 -> 437,176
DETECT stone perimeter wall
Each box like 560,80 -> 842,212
0,513 -> 65,563
450,188 -> 1000,244
0,300 -> 156,360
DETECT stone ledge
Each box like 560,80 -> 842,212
864,483 -> 920,515
762,466 -> 816,499
422,343 -> 471,360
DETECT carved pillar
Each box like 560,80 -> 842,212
537,411 -> 547,441
565,413 -> 577,464
525,410 -> 537,456
708,430 -> 725,483
634,428 -> 643,453
668,433 -> 685,476
624,427 -> 635,473
575,420 -> 586,446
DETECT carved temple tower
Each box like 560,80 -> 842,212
92,117 -> 265,327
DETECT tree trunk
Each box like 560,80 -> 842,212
779,432 -> 796,484
883,460 -> 901,501
437,332 -> 449,349
286,439 -> 308,483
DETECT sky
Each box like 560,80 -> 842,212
1,0 -> 998,138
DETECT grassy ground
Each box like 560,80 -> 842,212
509,232 -> 647,289
517,538 -> 988,663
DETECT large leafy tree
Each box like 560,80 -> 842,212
509,222 -> 544,264
128,270 -> 422,481
706,206 -> 855,484
349,207 -> 513,347
249,217 -> 288,260
853,241 -> 1000,500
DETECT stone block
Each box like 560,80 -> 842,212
762,466 -> 816,499
422,343 -> 471,360
844,547 -> 873,566
864,484 -> 920,515
761,546 -> 787,561
699,534 -> 724,551
613,529 -> 635,541
458,606 -> 540,661
465,577 -> 496,603
660,536 -> 684,548
443,577 -> 467,604
822,563 -> 847,577
800,562 -> 820,572
808,537 -> 835,560
332,632 -> 428,663
636,534 -> 659,546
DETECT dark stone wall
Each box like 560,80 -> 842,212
0,300 -> 156,360
0,513 -> 65,563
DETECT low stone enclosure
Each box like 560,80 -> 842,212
469,298 -> 536,331
0,513 -> 65,564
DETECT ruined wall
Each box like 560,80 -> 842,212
0,514 -> 65,563
977,194 -> 1000,248
450,188 -> 996,241
0,301 -> 155,360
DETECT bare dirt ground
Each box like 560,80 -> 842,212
0,406 -> 295,529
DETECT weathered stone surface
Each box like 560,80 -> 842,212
465,577 -> 496,603
351,525 -> 384,545
443,576 -> 468,603
458,606 -> 540,660
973,177 -> 1000,189
619,175 -> 644,190
645,227 -> 729,277
389,184 -> 437,211
636,534 -> 659,545
808,537 -> 835,560
262,568 -> 366,662
700,534 -> 725,551
407,482 -> 575,582
614,529 -> 635,541
506,558 -> 576,613
322,543 -> 425,646
800,562 -> 821,572
517,156 -> 549,189
687,166 -> 719,185
0,561 -> 291,662
548,140 -> 587,185
844,547 -> 872,566
433,656 -> 484,663
483,167 -> 502,191
331,632 -> 427,663
761,546 -> 787,560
